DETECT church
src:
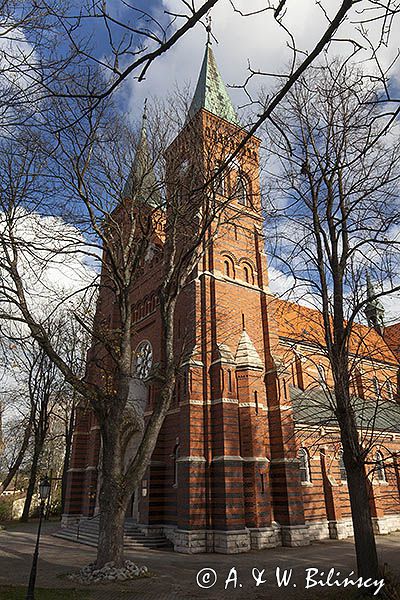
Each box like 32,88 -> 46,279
62,35 -> 400,554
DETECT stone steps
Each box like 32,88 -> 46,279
54,518 -> 171,550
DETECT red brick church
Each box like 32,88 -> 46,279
62,38 -> 400,553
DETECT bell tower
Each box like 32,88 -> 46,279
161,27 -> 308,552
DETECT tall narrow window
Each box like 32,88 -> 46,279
227,370 -> 233,393
244,265 -> 250,283
373,376 -> 381,399
375,451 -> 386,482
223,257 -> 235,279
338,449 -> 347,482
354,368 -> 364,399
172,439 -> 180,488
298,447 -> 311,483
236,175 -> 247,206
295,355 -> 304,391
254,390 -> 259,414
317,363 -> 326,386
242,263 -> 254,285
213,164 -> 225,196
386,379 -> 394,401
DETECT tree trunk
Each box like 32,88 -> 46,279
97,493 -> 127,568
331,321 -> 379,581
0,416 -> 32,493
345,458 -> 379,580
20,442 -> 41,522
96,417 -> 128,568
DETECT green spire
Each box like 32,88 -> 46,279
123,99 -> 161,207
365,271 -> 385,335
186,29 -> 239,126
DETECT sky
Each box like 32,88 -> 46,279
105,0 -> 400,124
108,0 -> 400,321
2,0 -> 400,322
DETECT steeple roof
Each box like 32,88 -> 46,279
187,42 -> 239,126
235,330 -> 263,371
365,271 -> 385,335
123,102 -> 161,207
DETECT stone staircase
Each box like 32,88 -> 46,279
54,516 -> 171,550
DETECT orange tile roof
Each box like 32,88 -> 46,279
269,297 -> 398,365
384,323 -> 400,361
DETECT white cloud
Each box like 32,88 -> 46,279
0,209 -> 97,324
123,0 -> 400,123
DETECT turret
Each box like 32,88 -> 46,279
123,100 -> 161,207
364,272 -> 385,335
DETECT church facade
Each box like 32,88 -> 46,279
63,40 -> 400,554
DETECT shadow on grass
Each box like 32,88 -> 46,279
0,586 -> 90,600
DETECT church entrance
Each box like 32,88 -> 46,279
126,489 -> 139,521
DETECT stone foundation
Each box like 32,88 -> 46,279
372,514 -> 400,535
213,529 -> 251,554
328,518 -> 353,539
61,513 -> 81,528
281,524 -> 310,547
172,529 -> 207,553
167,526 -> 282,554
138,513 -> 400,554
307,520 -> 330,541
136,524 -> 165,537
249,524 -> 281,550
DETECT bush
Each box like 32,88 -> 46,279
0,497 -> 13,522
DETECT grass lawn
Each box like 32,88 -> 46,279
0,587 -> 91,600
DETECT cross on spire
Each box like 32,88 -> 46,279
186,21 -> 239,125
206,14 -> 212,45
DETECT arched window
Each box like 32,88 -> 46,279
375,451 -> 386,482
236,175 -> 248,206
242,263 -> 254,285
338,449 -> 347,481
223,256 -> 235,279
298,447 -> 311,483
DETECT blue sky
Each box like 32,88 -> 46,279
79,0 -> 400,130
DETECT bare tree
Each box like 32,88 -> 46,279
19,345 -> 59,521
265,57 -> 400,580
1,0 -> 400,570
0,390 -> 33,494
0,91 -> 259,566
